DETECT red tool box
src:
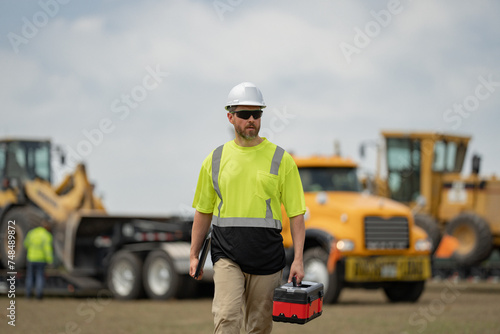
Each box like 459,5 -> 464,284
272,278 -> 324,324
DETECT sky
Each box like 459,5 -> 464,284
1,0 -> 499,216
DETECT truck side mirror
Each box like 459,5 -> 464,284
472,154 -> 481,175
359,144 -> 365,159
54,145 -> 66,165
411,195 -> 427,215
415,195 -> 427,208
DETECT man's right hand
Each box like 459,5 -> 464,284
190,257 -> 203,280
190,210 -> 212,280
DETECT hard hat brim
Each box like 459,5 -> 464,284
225,102 -> 266,111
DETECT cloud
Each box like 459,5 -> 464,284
1,0 -> 499,214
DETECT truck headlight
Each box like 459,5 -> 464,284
415,239 -> 432,251
336,239 -> 355,252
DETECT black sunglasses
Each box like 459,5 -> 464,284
231,110 -> 263,120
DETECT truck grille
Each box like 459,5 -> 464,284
364,216 -> 409,250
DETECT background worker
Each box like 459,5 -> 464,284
24,220 -> 53,299
190,82 -> 306,334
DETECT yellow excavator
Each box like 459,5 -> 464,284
0,138 -> 199,299
363,131 -> 500,269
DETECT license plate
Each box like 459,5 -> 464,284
344,256 -> 431,282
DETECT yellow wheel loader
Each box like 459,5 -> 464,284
368,131 -> 500,268
0,138 -> 204,299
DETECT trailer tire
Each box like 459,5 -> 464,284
1,206 -> 44,269
303,247 -> 342,304
143,250 -> 180,300
445,213 -> 493,267
107,250 -> 144,300
414,214 -> 441,254
383,281 -> 425,303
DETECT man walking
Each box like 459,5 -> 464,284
190,82 -> 306,333
24,220 -> 53,299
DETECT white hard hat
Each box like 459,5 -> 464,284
225,82 -> 266,111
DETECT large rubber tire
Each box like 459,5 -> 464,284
445,213 -> 493,267
142,250 -> 180,300
383,281 -> 426,303
414,214 -> 441,254
0,206 -> 45,269
303,247 -> 342,304
107,250 -> 144,300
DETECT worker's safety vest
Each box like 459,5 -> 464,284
24,226 -> 53,264
210,143 -> 285,230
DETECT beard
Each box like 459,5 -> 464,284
234,122 -> 260,140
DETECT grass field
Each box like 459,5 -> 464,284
2,280 -> 500,334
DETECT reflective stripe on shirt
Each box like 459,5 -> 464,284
212,144 -> 224,220
270,146 -> 285,175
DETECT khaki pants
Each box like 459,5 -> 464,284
212,258 -> 282,334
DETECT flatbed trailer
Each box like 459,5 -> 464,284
432,249 -> 500,281
1,214 -> 212,300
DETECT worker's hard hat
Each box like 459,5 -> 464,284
225,82 -> 266,111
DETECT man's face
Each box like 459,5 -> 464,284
228,105 -> 262,140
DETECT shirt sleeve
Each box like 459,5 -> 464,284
192,153 -> 217,214
280,152 -> 306,218
44,233 -> 53,265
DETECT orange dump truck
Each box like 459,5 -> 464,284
281,154 -> 431,303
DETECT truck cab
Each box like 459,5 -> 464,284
281,154 -> 431,303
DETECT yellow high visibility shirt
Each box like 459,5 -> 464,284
193,138 -> 305,221
23,226 -> 53,264
193,138 -> 305,274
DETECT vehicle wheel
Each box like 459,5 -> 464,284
143,250 -> 180,300
383,281 -> 425,302
414,214 -> 441,254
0,206 -> 45,268
107,250 -> 144,300
445,213 -> 493,266
303,247 -> 342,304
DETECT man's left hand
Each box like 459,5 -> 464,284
288,260 -> 305,285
